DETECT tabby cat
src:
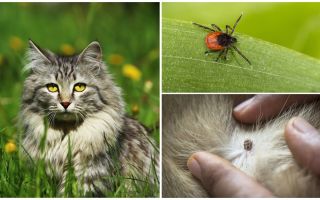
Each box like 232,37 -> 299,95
21,40 -> 158,196
162,94 -> 320,197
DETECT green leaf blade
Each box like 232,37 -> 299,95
163,18 -> 320,92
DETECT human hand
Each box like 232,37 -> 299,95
285,117 -> 320,176
187,95 -> 320,197
233,94 -> 319,124
233,94 -> 320,175
187,152 -> 274,197
187,118 -> 320,197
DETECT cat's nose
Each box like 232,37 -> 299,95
61,102 -> 71,109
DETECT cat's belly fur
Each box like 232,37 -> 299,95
22,110 -> 158,194
162,95 -> 320,197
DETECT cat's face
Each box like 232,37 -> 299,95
22,40 -> 122,126
37,68 -> 102,122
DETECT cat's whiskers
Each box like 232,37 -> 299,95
74,107 -> 87,121
46,111 -> 57,126
39,107 -> 53,115
75,110 -> 85,126
77,112 -> 85,122
44,107 -> 60,127
47,114 -> 54,126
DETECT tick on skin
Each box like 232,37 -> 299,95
193,13 -> 251,65
244,139 -> 253,151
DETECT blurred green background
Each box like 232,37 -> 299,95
0,2 -> 159,141
0,2 -> 159,197
163,2 -> 320,59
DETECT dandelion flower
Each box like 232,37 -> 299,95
131,104 -> 139,115
122,64 -> 141,81
5,140 -> 16,153
60,44 -> 75,56
108,54 -> 124,65
9,36 -> 23,52
144,80 -> 153,93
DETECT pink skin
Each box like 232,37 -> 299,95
188,95 -> 320,197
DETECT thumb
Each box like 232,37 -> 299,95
285,117 -> 320,176
187,152 -> 273,197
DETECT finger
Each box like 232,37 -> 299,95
232,95 -> 254,106
233,94 -> 319,124
285,117 -> 320,176
187,152 -> 274,197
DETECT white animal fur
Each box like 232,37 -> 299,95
162,95 -> 320,197
22,107 -> 122,192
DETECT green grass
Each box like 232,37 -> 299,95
0,129 -> 159,197
0,3 -> 159,197
162,18 -> 320,92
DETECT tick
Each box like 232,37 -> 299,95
243,139 -> 253,151
193,13 -> 251,65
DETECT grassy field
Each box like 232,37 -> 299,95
0,3 -> 159,197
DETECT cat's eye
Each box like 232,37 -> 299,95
74,83 -> 86,92
46,83 -> 59,93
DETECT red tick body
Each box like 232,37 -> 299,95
193,13 -> 251,65
205,32 -> 224,51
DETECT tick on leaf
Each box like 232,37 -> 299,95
193,13 -> 251,65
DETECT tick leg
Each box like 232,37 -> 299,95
232,45 -> 251,65
193,22 -> 215,32
211,24 -> 222,32
216,49 -> 225,62
230,13 -> 243,35
223,48 -> 229,60
226,25 -> 232,34
205,50 -> 216,55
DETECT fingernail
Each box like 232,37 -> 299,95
187,155 -> 201,179
234,96 -> 255,112
291,117 -> 316,135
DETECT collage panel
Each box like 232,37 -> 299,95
162,94 -> 320,197
0,2 -> 159,197
162,2 -> 320,92
161,4 -> 320,196
1,0 -> 320,199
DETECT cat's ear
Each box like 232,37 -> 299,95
27,40 -> 55,64
77,41 -> 102,64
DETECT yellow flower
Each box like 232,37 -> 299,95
5,140 -> 16,153
60,44 -> 75,56
122,64 -> 141,81
108,54 -> 124,65
131,104 -> 139,115
144,80 -> 153,93
9,36 -> 23,52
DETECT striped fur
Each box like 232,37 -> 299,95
21,40 -> 158,196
